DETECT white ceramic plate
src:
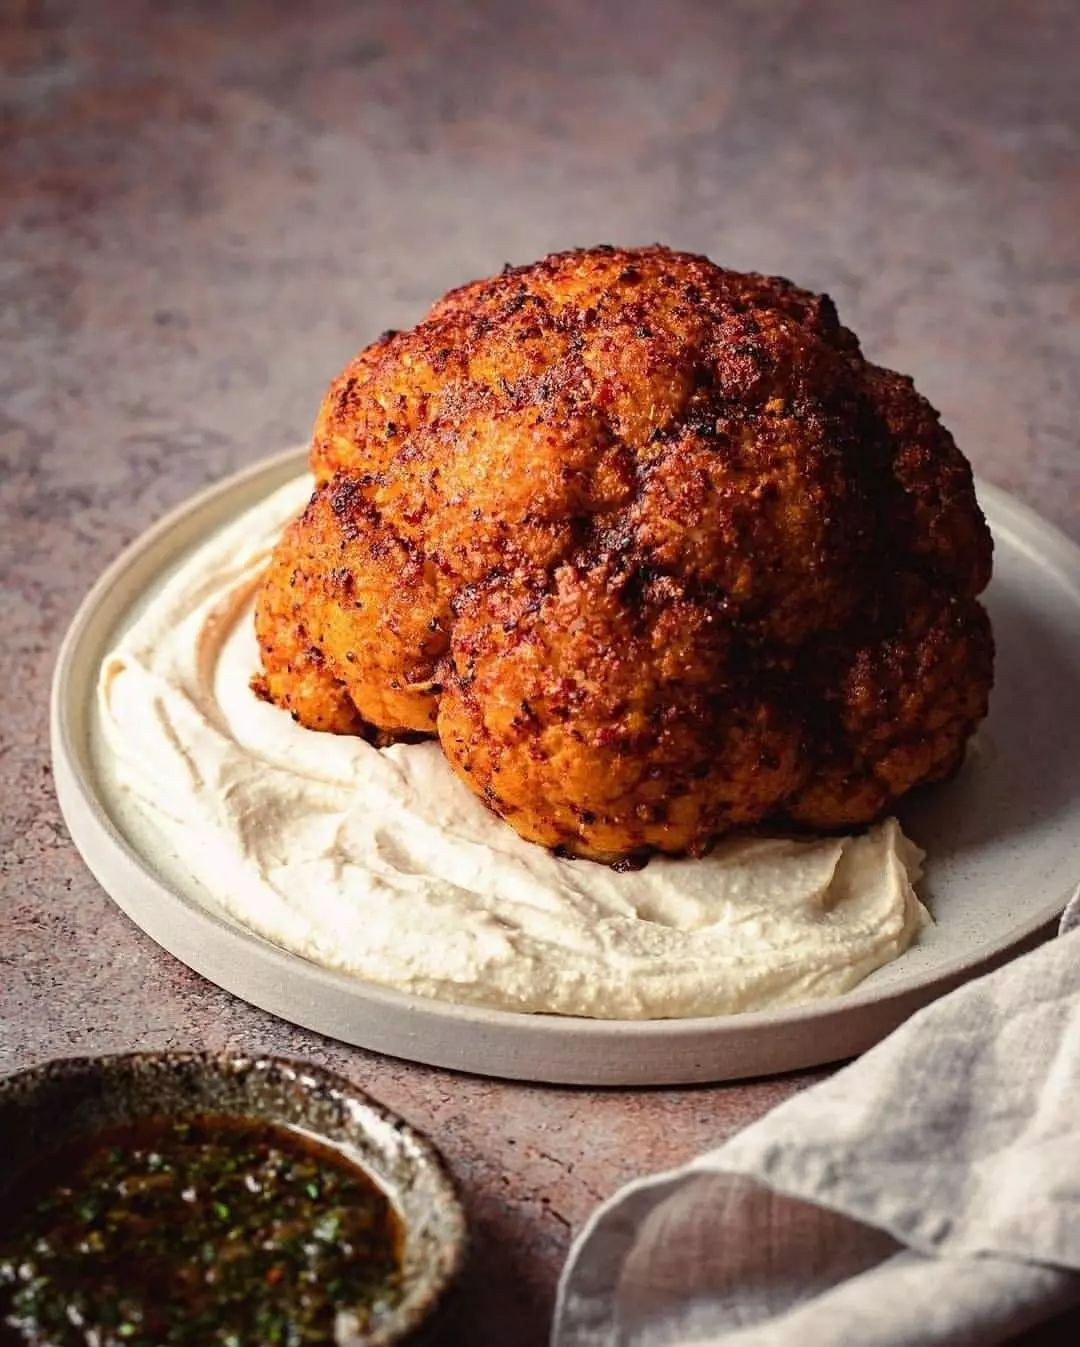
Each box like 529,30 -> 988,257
51,448 -> 1080,1085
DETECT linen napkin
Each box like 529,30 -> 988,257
553,887 -> 1080,1347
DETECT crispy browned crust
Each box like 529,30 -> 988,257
254,245 -> 993,861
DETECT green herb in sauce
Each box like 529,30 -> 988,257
0,1115 -> 403,1346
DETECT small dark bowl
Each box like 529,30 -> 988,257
0,1052 -> 466,1346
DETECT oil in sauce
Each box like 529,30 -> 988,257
0,1114 -> 403,1346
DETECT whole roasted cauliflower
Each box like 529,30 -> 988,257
254,246 -> 993,862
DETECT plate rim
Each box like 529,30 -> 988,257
49,448 -> 1080,1084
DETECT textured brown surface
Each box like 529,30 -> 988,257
256,243 -> 993,860
2,2 -> 1078,1342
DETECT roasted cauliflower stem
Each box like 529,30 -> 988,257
254,245 -> 993,862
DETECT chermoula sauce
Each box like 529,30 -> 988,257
0,1115 -> 403,1346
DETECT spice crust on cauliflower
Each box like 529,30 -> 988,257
253,245 -> 993,862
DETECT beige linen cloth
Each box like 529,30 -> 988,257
553,890 -> 1080,1347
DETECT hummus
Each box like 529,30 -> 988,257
96,475 -> 929,1020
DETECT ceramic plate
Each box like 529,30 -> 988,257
51,448 -> 1080,1085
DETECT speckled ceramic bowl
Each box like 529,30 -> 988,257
0,1052 -> 466,1346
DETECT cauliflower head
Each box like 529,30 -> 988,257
254,246 -> 993,862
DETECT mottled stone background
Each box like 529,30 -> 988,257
2,1 -> 1078,1341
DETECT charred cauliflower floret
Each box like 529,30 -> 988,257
254,245 -> 993,862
